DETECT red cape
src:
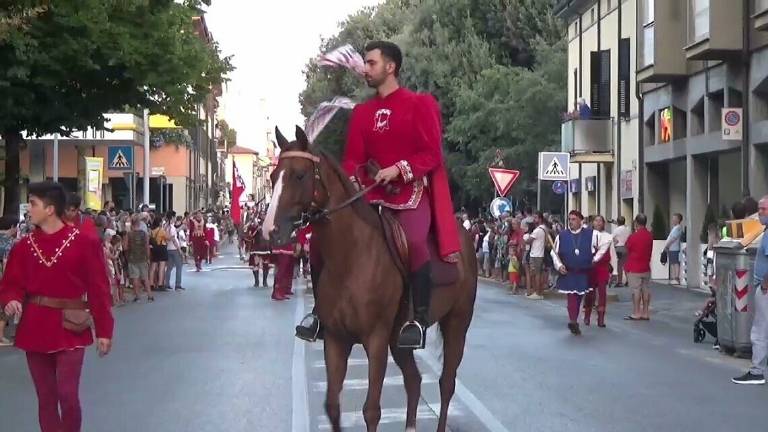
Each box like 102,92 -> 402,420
424,95 -> 461,262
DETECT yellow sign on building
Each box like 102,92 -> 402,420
84,157 -> 104,211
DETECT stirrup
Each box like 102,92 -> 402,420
295,313 -> 320,342
397,320 -> 425,349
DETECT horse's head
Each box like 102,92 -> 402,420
262,125 -> 320,245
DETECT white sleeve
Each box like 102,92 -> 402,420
551,234 -> 564,270
593,232 -> 613,262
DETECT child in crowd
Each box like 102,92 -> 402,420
508,242 -> 521,295
107,235 -> 125,306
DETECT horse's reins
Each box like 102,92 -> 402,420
278,151 -> 378,229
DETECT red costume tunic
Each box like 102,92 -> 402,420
341,87 -> 460,260
69,212 -> 98,240
189,218 -> 207,261
0,225 -> 114,353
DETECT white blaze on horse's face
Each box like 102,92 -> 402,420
262,170 -> 284,240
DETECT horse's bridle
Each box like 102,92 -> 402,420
277,151 -> 377,230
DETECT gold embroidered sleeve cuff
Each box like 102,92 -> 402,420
395,160 -> 414,183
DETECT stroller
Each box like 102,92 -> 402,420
693,287 -> 718,347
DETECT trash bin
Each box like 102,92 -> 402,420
714,216 -> 765,357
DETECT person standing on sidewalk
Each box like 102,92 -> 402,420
551,210 -> 595,335
613,216 -> 631,287
524,212 -> 547,300
664,213 -> 684,285
733,196 -> 768,384
584,215 -> 613,327
0,181 -> 114,432
164,212 -> 184,291
624,214 -> 653,321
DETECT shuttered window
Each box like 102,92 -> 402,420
618,38 -> 631,119
590,50 -> 611,118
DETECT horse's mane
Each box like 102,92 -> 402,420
316,148 -> 381,230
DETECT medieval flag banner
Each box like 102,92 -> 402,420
231,162 -> 246,224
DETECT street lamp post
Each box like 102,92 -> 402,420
143,108 -> 150,208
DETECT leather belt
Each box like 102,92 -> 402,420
29,296 -> 87,310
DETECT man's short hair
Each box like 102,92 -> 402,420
29,182 -> 67,217
673,213 -> 683,222
66,192 -> 82,210
635,213 -> 648,226
569,210 -> 584,220
365,40 -> 403,76
617,216 -> 626,225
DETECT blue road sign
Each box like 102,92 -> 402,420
490,197 -> 512,219
108,145 -> 133,170
552,181 -> 567,195
538,152 -> 570,181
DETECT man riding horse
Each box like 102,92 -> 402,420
295,41 -> 461,349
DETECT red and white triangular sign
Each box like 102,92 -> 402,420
488,168 -> 521,197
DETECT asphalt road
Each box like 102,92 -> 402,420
1,247 -> 767,432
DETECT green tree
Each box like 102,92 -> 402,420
298,0 -> 565,209
0,0 -> 233,216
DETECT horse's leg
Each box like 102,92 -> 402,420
436,312 -> 471,432
389,343 -> 421,432
362,331 -> 390,432
324,336 -> 353,432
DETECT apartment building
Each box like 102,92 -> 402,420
557,0 -> 768,287
555,0 -> 640,226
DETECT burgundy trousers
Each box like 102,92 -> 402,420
394,197 -> 432,271
275,254 -> 296,297
26,348 -> 86,432
567,294 -> 583,322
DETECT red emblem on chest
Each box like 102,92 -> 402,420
373,109 -> 392,133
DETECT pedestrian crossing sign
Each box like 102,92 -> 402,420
538,152 -> 569,181
108,145 -> 133,170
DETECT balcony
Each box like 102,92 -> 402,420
754,0 -> 768,31
684,0 -> 743,60
637,0 -> 688,83
561,118 -> 614,163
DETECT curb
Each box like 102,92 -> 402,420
478,276 -> 621,302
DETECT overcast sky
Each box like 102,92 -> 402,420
205,0 -> 382,153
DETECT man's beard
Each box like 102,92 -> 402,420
366,76 -> 384,88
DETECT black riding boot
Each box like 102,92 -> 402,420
398,263 -> 432,349
295,255 -> 323,342
262,264 -> 269,287
252,270 -> 260,287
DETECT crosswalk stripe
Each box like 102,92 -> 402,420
316,405 -> 463,429
311,358 -> 395,368
312,374 -> 437,392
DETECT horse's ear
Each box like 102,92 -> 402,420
275,126 -> 289,150
295,125 -> 309,151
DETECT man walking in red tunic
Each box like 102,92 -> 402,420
295,41 -> 460,349
0,182 -> 114,432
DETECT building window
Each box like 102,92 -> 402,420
690,0 -> 710,42
618,38 -> 631,119
590,50 -> 611,118
640,0 -> 655,68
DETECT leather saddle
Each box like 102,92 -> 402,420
377,207 -> 459,287
365,160 -> 459,286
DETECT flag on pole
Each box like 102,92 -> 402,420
231,162 -> 246,225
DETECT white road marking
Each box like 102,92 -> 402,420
291,284 -> 310,432
317,405 -> 463,430
312,374 -> 437,392
311,358 -> 395,368
417,347 -> 510,432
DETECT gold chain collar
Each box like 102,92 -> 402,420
28,228 -> 79,268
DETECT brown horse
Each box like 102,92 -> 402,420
264,126 -> 477,432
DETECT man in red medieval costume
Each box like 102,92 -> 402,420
295,40 -> 461,349
189,211 -> 208,271
0,181 -> 114,432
